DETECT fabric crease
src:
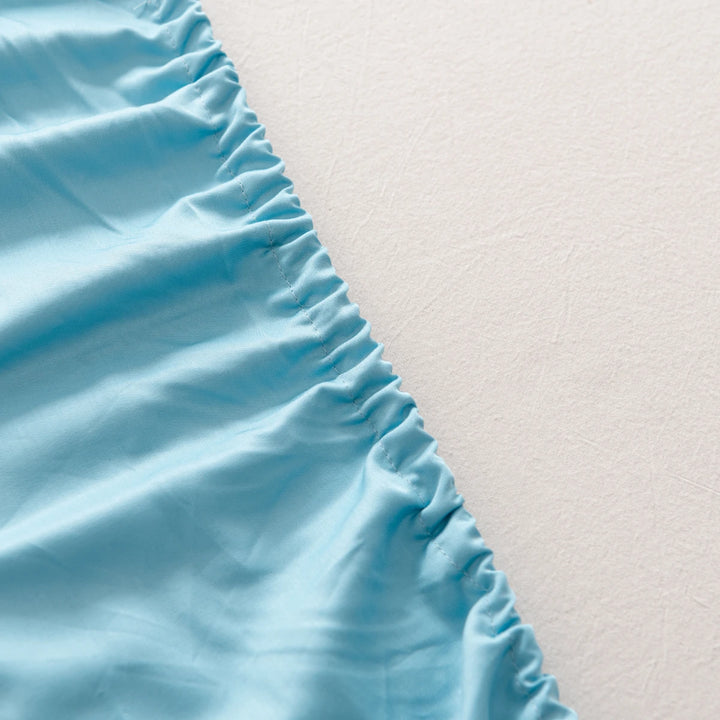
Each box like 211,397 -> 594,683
0,1 -> 577,718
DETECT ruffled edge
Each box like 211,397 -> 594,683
135,1 -> 578,717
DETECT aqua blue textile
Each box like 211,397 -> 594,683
0,2 -> 577,718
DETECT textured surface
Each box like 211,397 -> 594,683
200,1 -> 720,718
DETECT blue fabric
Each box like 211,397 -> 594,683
0,1 -> 577,718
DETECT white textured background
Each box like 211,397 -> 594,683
201,2 -> 720,717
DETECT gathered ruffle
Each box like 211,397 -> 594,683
0,0 -> 575,716
133,2 -> 578,718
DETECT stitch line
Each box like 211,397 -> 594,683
266,222 -> 538,717
155,2 -> 541,715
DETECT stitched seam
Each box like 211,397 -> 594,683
266,229 -> 539,717
150,1 -> 540,715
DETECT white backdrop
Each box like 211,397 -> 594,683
201,2 -> 720,717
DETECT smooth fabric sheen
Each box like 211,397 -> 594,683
0,1 -> 577,718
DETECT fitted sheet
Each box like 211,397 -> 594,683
0,1 -> 577,718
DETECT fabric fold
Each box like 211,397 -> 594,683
0,1 -> 576,718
